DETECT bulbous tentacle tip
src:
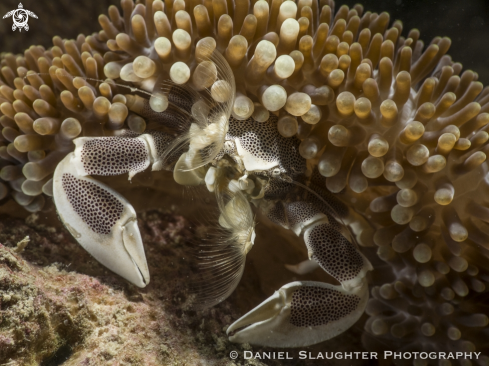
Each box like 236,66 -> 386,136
227,280 -> 369,348
53,153 -> 150,288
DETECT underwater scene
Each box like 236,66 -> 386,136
0,0 -> 488,365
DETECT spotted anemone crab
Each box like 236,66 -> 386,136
1,0 -> 488,357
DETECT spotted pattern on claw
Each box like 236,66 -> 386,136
290,287 -> 361,327
266,202 -> 288,227
286,201 -> 323,228
301,193 -> 342,231
118,130 -> 142,138
81,137 -> 149,176
227,116 -> 305,175
305,223 -> 364,282
263,179 -> 295,199
146,131 -> 174,157
61,173 -> 124,235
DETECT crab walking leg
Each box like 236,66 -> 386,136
53,153 -> 150,287
72,130 -> 175,179
266,200 -> 373,290
227,279 -> 369,347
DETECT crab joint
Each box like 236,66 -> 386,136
53,153 -> 150,288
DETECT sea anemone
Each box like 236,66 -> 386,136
1,0 -> 488,362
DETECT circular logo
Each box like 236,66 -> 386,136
12,9 -> 29,28
3,3 -> 38,32
229,350 -> 238,359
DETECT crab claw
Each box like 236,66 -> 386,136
53,153 -> 150,287
227,279 -> 368,347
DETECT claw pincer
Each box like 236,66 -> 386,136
53,152 -> 150,287
227,280 -> 369,347
226,191 -> 372,347
53,130 -> 175,287
204,104 -> 373,346
50,46 -> 371,349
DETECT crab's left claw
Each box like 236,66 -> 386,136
227,279 -> 368,347
53,153 -> 149,287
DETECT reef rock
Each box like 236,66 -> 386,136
0,210 -> 265,366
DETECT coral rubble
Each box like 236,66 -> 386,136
0,210 -> 261,366
0,207 -> 368,366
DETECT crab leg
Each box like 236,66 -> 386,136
227,279 -> 369,347
265,200 -> 373,291
52,131 -> 173,287
53,152 -> 150,287
72,131 -> 174,178
226,199 -> 372,347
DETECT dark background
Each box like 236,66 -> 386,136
0,0 -> 488,84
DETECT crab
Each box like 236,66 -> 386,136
52,48 -> 372,348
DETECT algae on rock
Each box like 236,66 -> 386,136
0,211 -> 268,366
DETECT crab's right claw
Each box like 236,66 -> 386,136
227,280 -> 369,347
53,153 -> 150,287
